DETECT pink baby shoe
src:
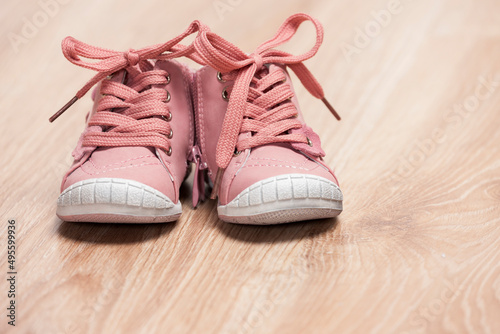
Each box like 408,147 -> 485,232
191,14 -> 343,224
51,22 -> 206,223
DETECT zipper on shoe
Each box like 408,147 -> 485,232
189,145 -> 208,208
192,71 -> 202,152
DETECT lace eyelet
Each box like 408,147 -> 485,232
217,71 -> 225,82
166,147 -> 172,156
167,128 -> 173,139
307,137 -> 313,147
162,111 -> 172,122
164,90 -> 171,103
166,74 -> 171,84
222,87 -> 229,101
234,148 -> 241,156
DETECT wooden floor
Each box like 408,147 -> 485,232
1,0 -> 500,333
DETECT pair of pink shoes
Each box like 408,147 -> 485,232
51,14 -> 343,225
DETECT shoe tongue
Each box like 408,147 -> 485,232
109,61 -> 154,88
254,64 -> 271,80
109,69 -> 127,84
267,64 -> 283,73
153,59 -> 177,73
105,68 -> 139,89
265,64 -> 287,78
153,59 -> 168,70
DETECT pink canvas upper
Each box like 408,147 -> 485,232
61,60 -> 194,203
191,13 -> 341,204
52,23 -> 209,204
193,64 -> 339,205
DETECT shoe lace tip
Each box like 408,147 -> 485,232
321,97 -> 341,121
209,191 -> 217,200
49,96 -> 79,122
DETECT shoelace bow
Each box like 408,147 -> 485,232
194,13 -> 341,198
49,20 -> 209,123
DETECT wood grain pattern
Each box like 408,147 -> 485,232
1,0 -> 499,333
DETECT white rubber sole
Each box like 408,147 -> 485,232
218,174 -> 343,225
56,178 -> 181,223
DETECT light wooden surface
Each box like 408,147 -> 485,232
1,0 -> 500,333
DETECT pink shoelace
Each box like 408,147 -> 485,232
82,65 -> 174,153
194,13 -> 341,198
49,21 -> 208,153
